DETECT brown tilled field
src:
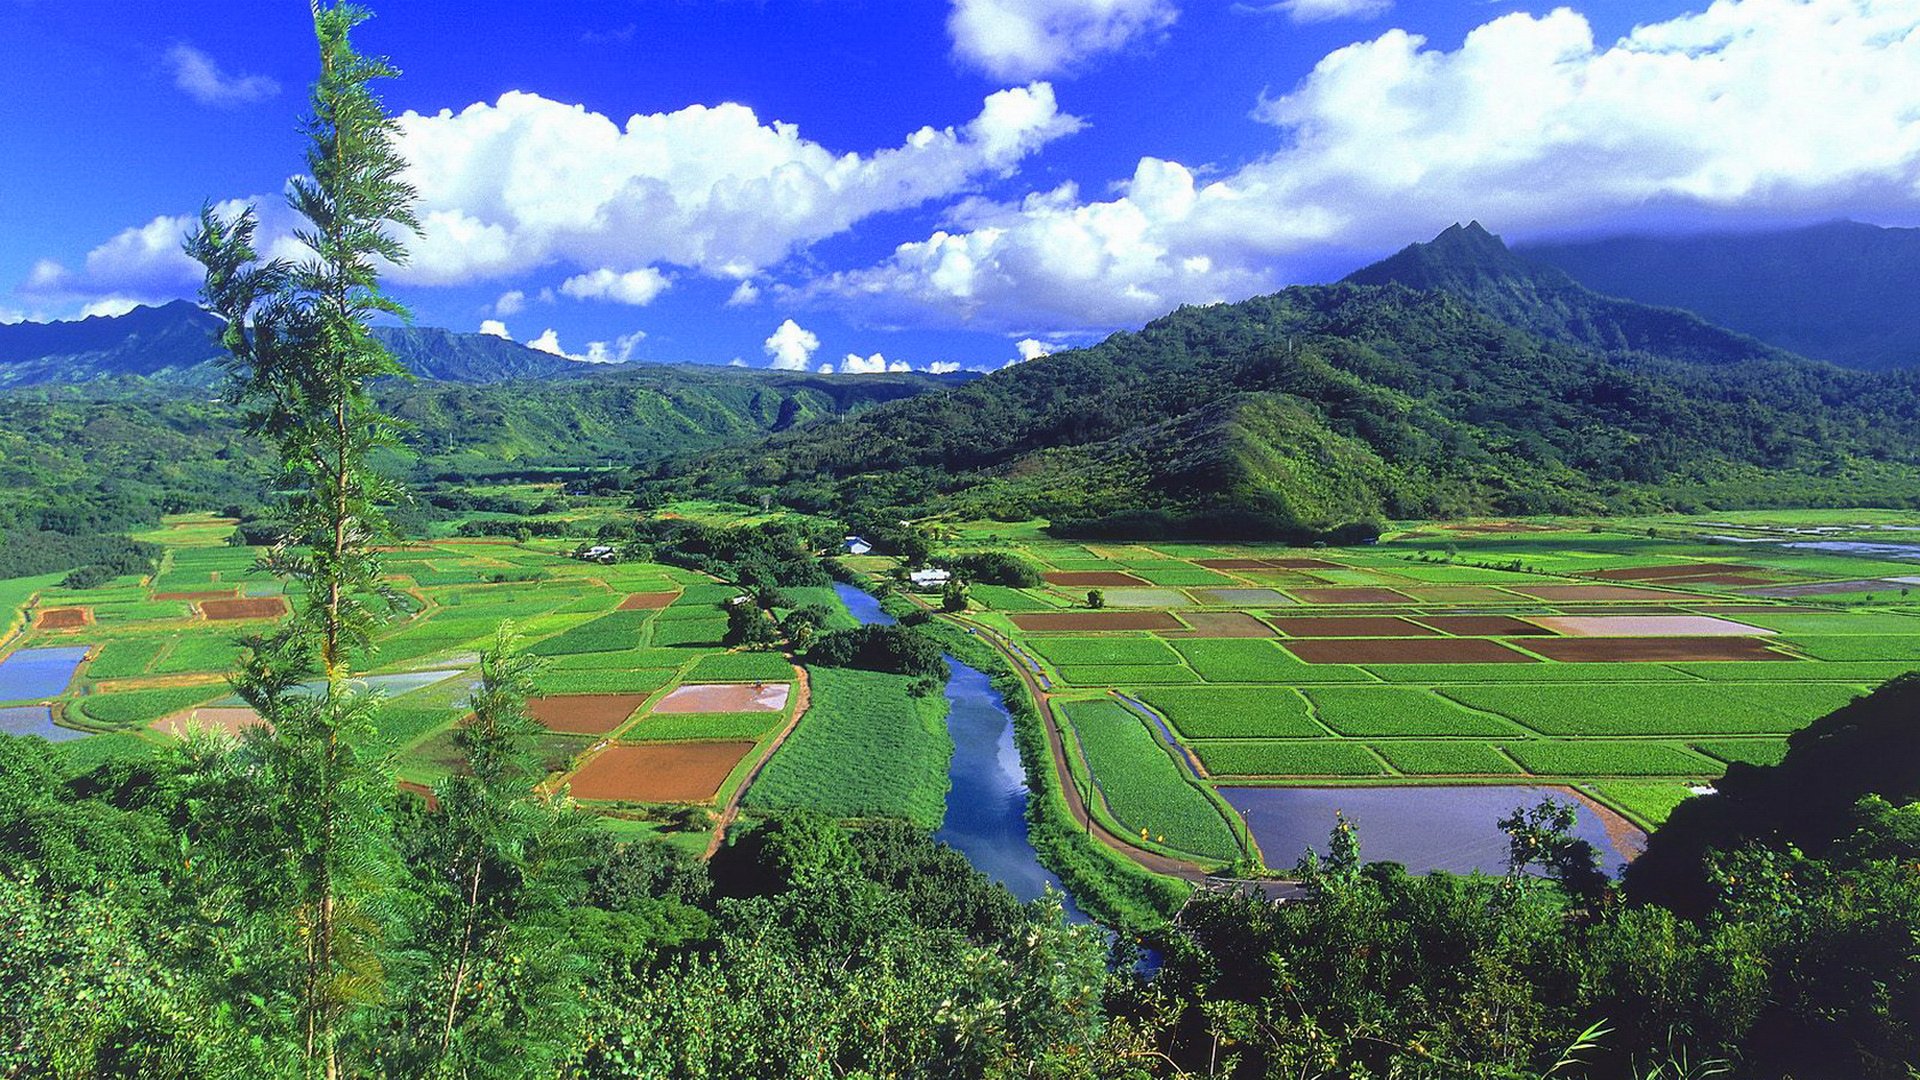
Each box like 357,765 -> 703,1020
1510,585 -> 1682,602
1160,611 -> 1278,637
35,608 -> 89,629
1264,558 -> 1338,569
151,707 -> 268,738
617,591 -> 679,610
1011,611 -> 1186,632
1270,615 -> 1439,638
528,694 -> 652,734
652,682 -> 790,713
1291,587 -> 1410,605
1043,571 -> 1148,586
565,741 -> 754,802
201,597 -> 290,621
154,590 -> 237,602
1415,615 -> 1554,637
1283,638 -> 1536,664
1530,615 -> 1771,638
1523,637 -> 1790,662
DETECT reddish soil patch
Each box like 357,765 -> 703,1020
1291,587 -> 1409,605
1284,638 -> 1536,664
1531,615 -> 1771,638
1195,558 -> 1270,570
151,706 -> 268,738
1510,585 -> 1679,602
653,682 -> 790,713
1044,571 -> 1148,587
1417,615 -> 1554,637
396,780 -> 440,812
1264,558 -> 1338,569
201,597 -> 290,621
566,741 -> 754,802
1271,615 -> 1438,638
1524,637 -> 1790,663
1157,611 -> 1276,637
35,608 -> 90,629
153,589 -> 237,602
1588,562 -> 1761,581
528,694 -> 651,735
1011,611 -> 1185,632
617,591 -> 680,610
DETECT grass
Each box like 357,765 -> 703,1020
628,711 -> 785,742
1190,740 -> 1387,777
1303,687 -> 1525,737
1441,683 -> 1868,736
1692,739 -> 1791,767
71,685 -> 227,729
86,639 -> 167,680
1055,664 -> 1200,686
1590,781 -> 1698,829
54,733 -> 162,771
684,651 -> 794,682
152,635 -> 244,675
744,666 -> 951,830
1370,741 -> 1524,775
1363,662 -> 1696,684
1500,741 -> 1716,777
1170,639 -> 1373,684
1058,700 -> 1239,862
530,668 -> 676,696
650,617 -> 729,648
1781,635 -> 1920,662
969,585 -> 1058,612
1668,661 -> 1913,683
526,609 -> 653,655
1027,636 -> 1183,667
1134,686 -> 1324,739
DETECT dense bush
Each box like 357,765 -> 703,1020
933,550 -> 1043,587
804,624 -> 943,677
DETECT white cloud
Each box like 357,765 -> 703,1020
927,361 -> 962,374
814,0 -> 1920,334
948,0 -> 1178,79
167,44 -> 280,107
387,84 -> 1080,287
1239,0 -> 1390,23
493,289 -> 526,315
839,352 -> 913,374
78,297 -> 146,319
1015,338 -> 1057,361
526,329 -> 570,357
726,280 -> 761,306
762,318 -> 820,371
818,362 -> 836,374
559,266 -> 671,305
728,357 -> 748,367
583,330 -> 647,364
478,319 -> 511,338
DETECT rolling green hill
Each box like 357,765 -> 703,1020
657,226 -> 1920,537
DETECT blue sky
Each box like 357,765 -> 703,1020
5,0 -> 1918,372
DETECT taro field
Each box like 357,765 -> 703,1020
895,512 -> 1920,857
0,512 -> 807,848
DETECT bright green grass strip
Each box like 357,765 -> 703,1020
91,601 -> 192,624
677,582 -> 744,607
86,639 -> 167,680
650,617 -> 728,648
1500,741 -> 1716,777
149,570 -> 219,592
1191,740 -> 1386,777
530,668 -> 676,696
431,589 -> 576,619
1440,683 -> 1864,736
1134,686 -> 1323,739
54,733 -> 160,771
1589,781 -> 1697,829
1731,612 -> 1920,636
1370,741 -> 1522,775
526,609 -> 653,656
627,711 -> 783,742
685,651 -> 794,682
71,685 -> 226,729
152,635 -> 243,676
1170,639 -> 1374,684
1059,700 -> 1239,861
968,585 -> 1059,612
1055,664 -> 1199,687
1303,687 -> 1525,737
1028,636 -> 1182,666
378,705 -> 463,750
1692,739 -> 1790,767
541,647 -> 696,671
1376,564 -> 1541,583
744,666 -> 950,830
776,586 -> 862,630
1129,566 -> 1237,586
1669,662 -> 1910,683
1364,662 -> 1695,684
1776,635 -> 1920,662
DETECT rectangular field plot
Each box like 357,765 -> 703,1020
1134,686 -> 1324,739
200,597 -> 289,621
86,639 -> 166,679
652,682 -> 790,713
1290,587 -> 1411,605
1414,615 -> 1554,637
1055,664 -> 1200,686
1169,639 -> 1373,683
745,667 -> 949,829
1779,635 -> 1920,662
1693,739 -> 1791,766
648,617 -> 729,647
528,694 -> 650,735
1059,700 -> 1239,861
531,668 -> 676,697
1162,612 -> 1278,637
1500,741 -> 1716,777
1190,740 -> 1387,778
1302,687 -> 1527,737
616,591 -> 680,610
1098,588 -> 1196,608
1722,611 -> 1920,636
1370,741 -> 1523,775
1028,636 -> 1183,667
1188,588 -> 1294,606
565,741 -> 753,802
1521,637 -> 1788,663
968,585 -> 1059,612
1530,615 -> 1773,637
626,711 -> 784,742
683,651 -> 794,682
1509,584 -> 1686,602
1363,662 -> 1696,684
1589,781 -> 1697,827
1130,566 -> 1238,587
1441,683 -> 1866,736
527,609 -> 653,655
1011,611 -> 1185,632
1283,638 -> 1536,664
1271,616 -> 1437,637
1667,661 -> 1909,683
1043,571 -> 1146,586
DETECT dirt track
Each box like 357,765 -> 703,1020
704,662 -> 812,858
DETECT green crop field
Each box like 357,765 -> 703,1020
1170,639 -> 1373,683
1370,741 -> 1523,775
1303,687 -> 1526,737
1692,739 -> 1791,767
1134,686 -> 1325,739
1055,664 -> 1200,686
70,684 -> 227,729
1499,741 -> 1716,777
1058,700 -> 1240,862
684,651 -> 794,682
1028,636 -> 1183,667
1191,740 -> 1387,777
1443,683 -> 1868,736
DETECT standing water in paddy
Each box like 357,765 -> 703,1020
831,583 -> 1084,915
0,646 -> 90,702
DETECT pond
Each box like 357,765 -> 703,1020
832,583 -> 1084,917
0,705 -> 91,743
1219,785 -> 1645,877
0,646 -> 91,702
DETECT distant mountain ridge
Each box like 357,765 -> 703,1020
1522,220 -> 1920,370
0,300 -> 586,386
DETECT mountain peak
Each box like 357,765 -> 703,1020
1339,221 -> 1539,293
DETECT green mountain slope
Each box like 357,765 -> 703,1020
660,228 -> 1920,536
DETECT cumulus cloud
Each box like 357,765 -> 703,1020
813,0 -> 1920,334
527,329 -> 570,357
559,266 -> 671,305
493,289 -> 526,315
1238,0 -> 1390,23
726,280 -> 761,306
927,361 -> 962,374
1015,338 -> 1057,361
762,319 -> 820,371
948,0 -> 1178,79
525,327 -> 644,363
478,319 -> 511,338
387,84 -> 1080,287
839,352 -> 912,374
167,44 -> 280,107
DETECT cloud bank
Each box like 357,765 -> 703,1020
167,44 -> 280,107
947,0 -> 1178,78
